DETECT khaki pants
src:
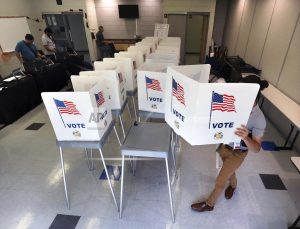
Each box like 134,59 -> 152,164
206,144 -> 248,206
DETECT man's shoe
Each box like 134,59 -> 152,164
191,202 -> 214,212
225,186 -> 236,199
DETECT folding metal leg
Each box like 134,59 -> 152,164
114,126 -> 122,146
98,148 -> 119,211
85,148 -> 91,170
131,96 -> 138,121
120,155 -> 125,218
84,148 -> 95,171
165,158 -> 175,222
126,103 -> 132,120
119,115 -> 126,139
90,149 -> 94,170
59,147 -> 70,209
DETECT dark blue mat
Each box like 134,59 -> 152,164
259,174 -> 287,190
25,123 -> 45,130
261,141 -> 279,151
49,214 -> 80,229
99,165 -> 121,181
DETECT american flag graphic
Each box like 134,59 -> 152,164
118,72 -> 123,83
212,92 -> 236,112
95,91 -> 105,107
172,78 -> 185,105
146,76 -> 162,91
54,99 -> 81,115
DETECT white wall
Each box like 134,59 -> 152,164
212,0 -> 228,45
94,0 -> 163,39
223,0 -> 300,151
163,0 -> 216,54
0,0 -> 43,77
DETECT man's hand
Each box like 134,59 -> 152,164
234,125 -> 249,140
235,124 -> 262,153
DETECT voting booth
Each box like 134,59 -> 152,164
137,63 -> 175,116
165,65 -> 260,146
72,72 -> 129,138
108,54 -> 139,120
103,57 -> 137,93
137,40 -> 156,53
76,71 -> 127,111
127,45 -> 150,62
146,53 -> 179,65
116,51 -> 144,69
42,83 -> 112,141
154,24 -> 169,38
41,84 -> 119,211
143,36 -> 159,47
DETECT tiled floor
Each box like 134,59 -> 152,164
0,101 -> 299,229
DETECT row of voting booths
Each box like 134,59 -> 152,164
41,34 -> 260,222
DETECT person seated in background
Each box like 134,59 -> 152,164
15,34 -> 44,63
96,26 -> 113,58
42,27 -> 56,61
191,75 -> 269,213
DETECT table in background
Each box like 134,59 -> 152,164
0,76 -> 41,124
29,63 -> 69,92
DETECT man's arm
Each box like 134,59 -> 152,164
43,44 -> 53,52
15,52 -> 23,63
235,124 -> 262,153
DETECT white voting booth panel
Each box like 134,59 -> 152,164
103,57 -> 137,92
135,42 -> 153,54
165,65 -> 260,146
146,53 -> 179,65
154,24 -> 169,38
127,46 -> 149,62
143,37 -> 159,46
42,84 -> 112,141
156,46 -> 180,57
137,40 -> 156,53
117,51 -> 143,69
137,63 -> 175,114
76,71 -> 126,110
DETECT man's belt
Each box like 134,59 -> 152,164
224,144 -> 248,153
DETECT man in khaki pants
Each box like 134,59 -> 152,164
191,75 -> 269,212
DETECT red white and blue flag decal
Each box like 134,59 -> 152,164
211,92 -> 236,112
95,91 -> 105,107
146,76 -> 162,91
54,99 -> 81,115
172,78 -> 185,105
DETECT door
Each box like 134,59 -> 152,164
186,13 -> 209,63
44,12 -> 89,54
44,14 -> 71,52
62,12 -> 89,52
167,14 -> 187,64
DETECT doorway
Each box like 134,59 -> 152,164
43,12 -> 90,61
167,13 -> 209,64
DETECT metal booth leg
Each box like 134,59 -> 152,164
114,126 -> 122,146
120,155 -> 125,218
119,115 -> 126,139
84,148 -> 94,171
126,103 -> 132,120
59,146 -> 70,209
165,158 -> 175,222
131,96 -> 138,121
98,148 -> 119,211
